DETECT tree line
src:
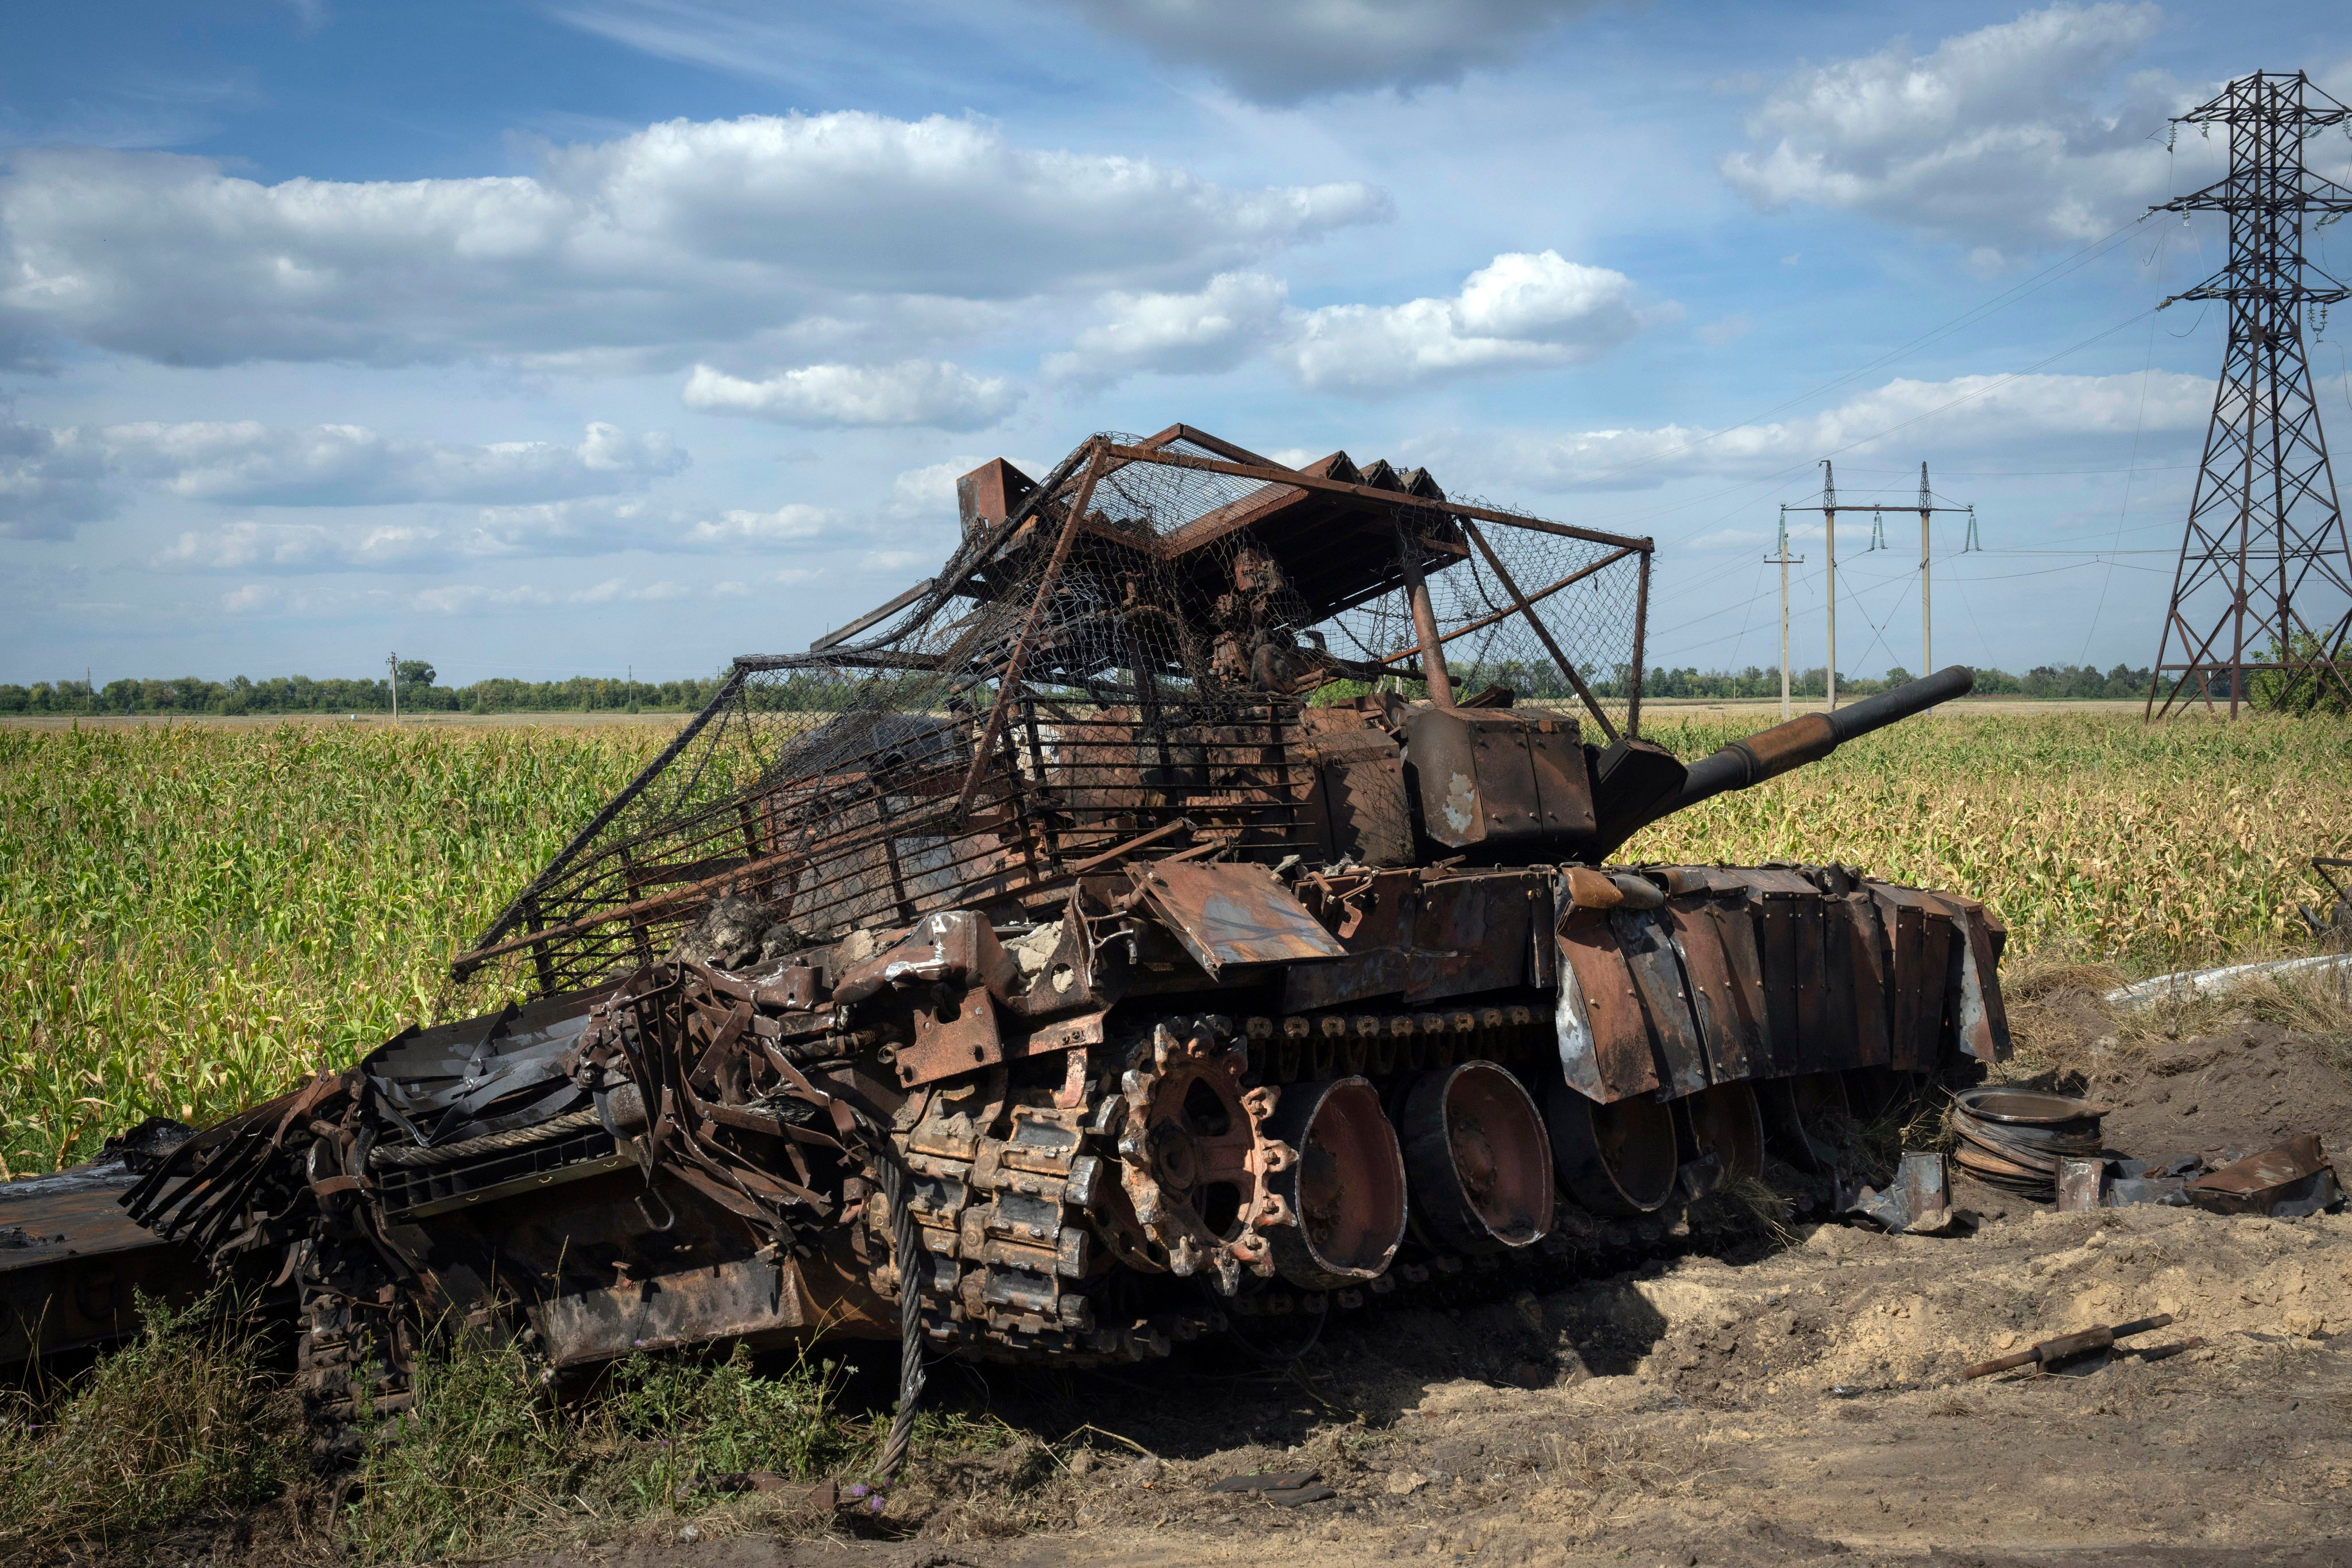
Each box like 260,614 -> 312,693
1629,662 -> 2158,702
0,658 -> 2217,719
0,663 -> 734,717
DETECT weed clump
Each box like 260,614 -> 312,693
342,1332 -> 852,1564
0,1290 -> 298,1555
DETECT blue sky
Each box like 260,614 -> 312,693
3,0 -> 2349,686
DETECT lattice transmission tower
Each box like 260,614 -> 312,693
2146,70 -> 2352,718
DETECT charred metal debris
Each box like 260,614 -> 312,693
1961,1313 -> 2202,1380
8,424 -> 2025,1462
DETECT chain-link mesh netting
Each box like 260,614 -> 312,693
452,429 -> 1649,1001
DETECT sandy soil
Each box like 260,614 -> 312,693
500,1196 -> 2352,1568
477,988 -> 2352,1568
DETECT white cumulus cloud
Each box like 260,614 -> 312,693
155,519 -> 442,570
1283,252 -> 1655,394
153,495 -> 848,574
682,361 -> 1020,429
683,504 -> 831,545
1445,369 -> 2215,493
109,420 -> 686,505
571,577 -> 697,604
415,583 -> 556,614
1719,3 -> 2183,255
1051,252 -> 1660,394
0,115 -> 1389,368
8,416 -> 687,538
1045,272 -> 1290,387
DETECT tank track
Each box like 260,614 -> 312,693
871,995 -> 1839,1370
291,1233 -> 415,1465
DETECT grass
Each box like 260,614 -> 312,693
0,1306 -> 865,1564
0,1289 -> 298,1557
6,710 -> 2350,1174
1998,945 -> 2352,1088
342,1337 -> 855,1565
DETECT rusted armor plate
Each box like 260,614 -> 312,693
1820,890 -> 1858,1069
1522,720 -> 1597,836
1609,908 -> 1706,1098
1529,875 -> 1559,992
1756,894 -> 1799,1075
899,988 -> 1007,1088
1554,907 -> 1661,1103
1300,719 -> 1413,868
1841,892 -> 1894,1069
1405,871 -> 1538,1005
1934,894 -> 2012,1063
1665,898 -> 1767,1082
1320,754 -> 1413,867
1280,869 -> 1415,1011
1130,861 -> 1346,978
1872,886 -> 1959,1072
1790,896 -> 1840,1075
2183,1133 -> 2332,1213
535,1253 -> 807,1367
1916,906 -> 1957,1072
1281,866 -> 1543,1013
1879,897 -> 1929,1073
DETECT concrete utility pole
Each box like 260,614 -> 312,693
1767,513 -> 1804,721
1821,461 -> 1839,711
388,651 -> 399,725
1803,465 -> 1972,686
1919,464 -> 1934,677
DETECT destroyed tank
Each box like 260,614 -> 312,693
3,424 -> 2008,1452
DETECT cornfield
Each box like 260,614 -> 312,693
1629,707 -> 2352,966
3,709 -> 2346,1174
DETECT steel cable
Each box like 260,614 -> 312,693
871,1131 -> 926,1484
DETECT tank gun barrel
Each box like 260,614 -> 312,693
1667,664 -> 1973,816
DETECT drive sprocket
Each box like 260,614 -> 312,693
1114,1015 -> 1297,1293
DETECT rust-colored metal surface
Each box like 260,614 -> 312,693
1544,1078 -> 1676,1216
1663,897 -> 1766,1084
1263,1077 -> 1407,1288
1613,907 -> 1706,1099
2184,1134 -> 2336,1215
1401,1061 -> 1553,1254
1683,1081 -> 1766,1181
1840,892 -> 1894,1069
1130,862 -> 1347,978
1555,912 -> 1661,1103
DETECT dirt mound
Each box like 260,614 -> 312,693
2088,1021 -> 2352,1165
